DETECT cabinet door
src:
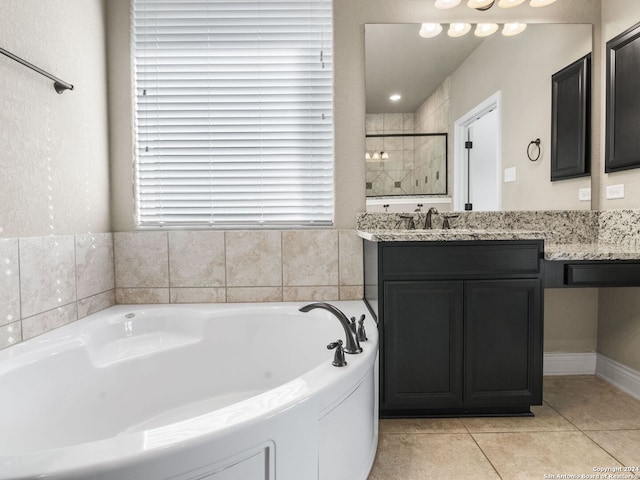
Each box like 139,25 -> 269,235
464,279 -> 542,407
382,281 -> 463,412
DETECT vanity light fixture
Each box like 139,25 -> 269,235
448,23 -> 472,37
467,0 -> 495,10
475,23 -> 499,37
434,0 -> 462,9
419,23 -> 443,38
502,22 -> 527,36
389,93 -> 402,101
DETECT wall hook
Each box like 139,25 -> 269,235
527,138 -> 541,162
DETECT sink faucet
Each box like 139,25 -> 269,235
299,302 -> 362,354
425,207 -> 438,229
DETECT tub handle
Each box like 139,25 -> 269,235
327,339 -> 347,367
357,315 -> 368,342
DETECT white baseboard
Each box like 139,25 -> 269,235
596,354 -> 640,401
543,353 -> 597,376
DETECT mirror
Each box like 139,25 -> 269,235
365,23 -> 592,211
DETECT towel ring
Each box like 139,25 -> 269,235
527,138 -> 541,162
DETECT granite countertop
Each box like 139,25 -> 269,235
356,229 -> 547,242
544,243 -> 640,261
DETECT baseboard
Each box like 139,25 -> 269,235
543,353 -> 597,376
596,354 -> 640,401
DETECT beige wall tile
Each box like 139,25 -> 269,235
19,236 -> 76,318
77,290 -> 116,319
170,288 -> 226,304
22,303 -> 77,341
114,232 -> 168,288
283,286 -> 339,302
76,233 -> 115,299
226,231 -> 282,287
169,231 -> 225,287
227,287 -> 282,303
0,321 -> 21,350
338,229 -> 363,286
115,288 -> 169,304
0,238 -> 20,327
283,230 -> 338,286
339,285 -> 364,301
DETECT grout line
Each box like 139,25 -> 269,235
468,432 -> 504,480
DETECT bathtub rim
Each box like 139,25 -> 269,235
0,301 -> 378,480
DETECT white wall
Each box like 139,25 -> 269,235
0,0 -> 111,238
450,24 -> 592,211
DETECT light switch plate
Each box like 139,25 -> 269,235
504,167 -> 516,183
606,184 -> 625,199
579,188 -> 591,201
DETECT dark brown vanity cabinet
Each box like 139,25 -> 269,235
364,240 -> 544,417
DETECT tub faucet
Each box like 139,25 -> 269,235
299,302 -> 362,354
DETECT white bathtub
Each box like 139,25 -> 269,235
0,301 -> 378,480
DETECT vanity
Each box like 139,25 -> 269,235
359,210 -> 640,418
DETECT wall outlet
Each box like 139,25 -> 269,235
578,188 -> 591,201
504,167 -> 516,183
606,184 -> 625,199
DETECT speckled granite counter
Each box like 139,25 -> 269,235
357,229 -> 547,242
357,209 -> 640,262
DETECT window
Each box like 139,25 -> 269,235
132,0 -> 334,227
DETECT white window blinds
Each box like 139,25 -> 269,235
133,0 -> 334,227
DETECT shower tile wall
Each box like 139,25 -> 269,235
0,233 -> 116,350
113,229 -> 364,305
366,77 -> 450,197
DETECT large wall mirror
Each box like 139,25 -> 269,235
365,23 -> 592,212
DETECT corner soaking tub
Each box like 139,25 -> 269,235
0,301 -> 378,480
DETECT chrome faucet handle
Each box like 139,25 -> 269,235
357,315 -> 368,342
327,339 -> 347,367
399,214 -> 416,230
349,316 -> 357,334
442,214 -> 459,229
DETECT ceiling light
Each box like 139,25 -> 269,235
529,0 -> 556,6
502,22 -> 527,36
434,0 -> 462,9
498,0 -> 526,7
389,94 -> 402,102
419,23 -> 443,38
467,0 -> 495,10
448,23 -> 472,37
475,23 -> 499,37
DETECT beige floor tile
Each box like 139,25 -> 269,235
379,417 -> 467,434
474,431 -> 623,479
367,434 -> 500,480
461,403 -> 577,433
585,430 -> 640,466
544,376 -> 640,430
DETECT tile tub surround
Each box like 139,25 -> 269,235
0,233 -> 116,350
113,229 -> 364,305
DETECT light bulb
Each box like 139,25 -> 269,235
475,23 -> 499,37
381,152 -> 389,160
467,0 -> 494,9
502,23 -> 527,36
448,23 -> 472,37
434,0 -> 462,9
419,23 -> 443,38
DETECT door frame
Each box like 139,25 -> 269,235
453,91 -> 502,211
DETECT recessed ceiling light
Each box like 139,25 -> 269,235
389,94 -> 402,102
434,0 -> 462,9
419,23 -> 443,38
502,22 -> 527,36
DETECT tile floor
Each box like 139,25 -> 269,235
368,376 -> 640,479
